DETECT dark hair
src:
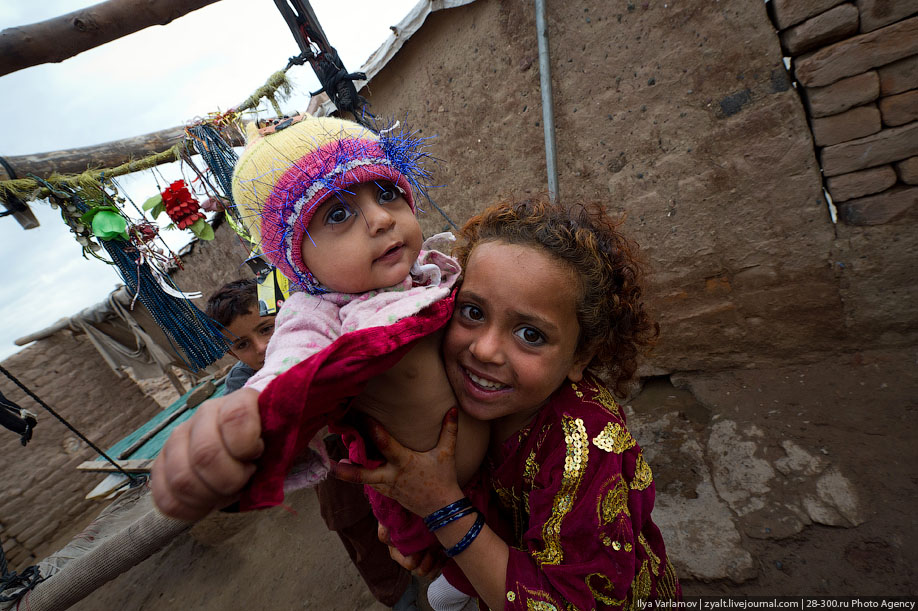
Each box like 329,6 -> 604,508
454,198 -> 659,397
205,279 -> 258,327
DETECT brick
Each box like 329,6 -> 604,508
836,185 -> 918,224
804,71 -> 880,117
821,121 -> 918,175
795,16 -> 918,87
879,89 -> 918,125
856,0 -> 918,33
826,165 -> 898,201
811,104 -> 881,146
770,0 -> 847,30
879,54 -> 918,95
22,520 -> 61,551
781,4 -> 860,56
895,156 -> 918,183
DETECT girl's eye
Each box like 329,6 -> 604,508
260,324 -> 275,336
234,340 -> 249,351
514,326 -> 545,346
377,185 -> 399,204
459,304 -> 484,322
326,204 -> 354,225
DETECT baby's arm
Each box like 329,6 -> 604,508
245,292 -> 342,392
151,388 -> 263,521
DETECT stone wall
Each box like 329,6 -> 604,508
0,333 -> 161,571
769,1 -> 918,341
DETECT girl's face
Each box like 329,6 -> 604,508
443,240 -> 593,440
300,181 -> 422,293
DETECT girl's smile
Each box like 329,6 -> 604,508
443,240 -> 593,442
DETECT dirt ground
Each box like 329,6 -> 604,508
30,346 -> 917,609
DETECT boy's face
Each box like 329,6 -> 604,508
225,307 -> 276,372
443,240 -> 592,440
299,181 -> 422,294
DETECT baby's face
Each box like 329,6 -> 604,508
299,181 -> 422,294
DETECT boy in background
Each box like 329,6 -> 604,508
204,279 -> 417,610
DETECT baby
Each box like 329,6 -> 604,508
227,114 -> 486,546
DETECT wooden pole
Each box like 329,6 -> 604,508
0,0 -> 225,77
0,125 -> 244,181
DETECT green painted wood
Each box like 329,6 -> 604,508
95,380 -> 228,461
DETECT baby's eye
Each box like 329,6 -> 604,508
377,184 -> 399,204
514,326 -> 545,346
326,204 -> 354,225
459,304 -> 484,322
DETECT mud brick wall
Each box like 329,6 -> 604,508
0,332 -> 161,572
769,1 -> 918,223
170,214 -> 255,302
768,0 -> 918,343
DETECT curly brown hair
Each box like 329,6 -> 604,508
453,198 -> 659,397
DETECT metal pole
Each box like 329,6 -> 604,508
534,0 -> 559,203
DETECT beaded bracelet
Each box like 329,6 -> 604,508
423,498 -> 472,530
445,511 -> 485,558
427,506 -> 477,532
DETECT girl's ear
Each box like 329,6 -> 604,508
567,348 -> 596,383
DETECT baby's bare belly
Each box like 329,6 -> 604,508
354,330 -> 488,486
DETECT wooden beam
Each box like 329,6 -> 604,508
76,458 -> 156,472
0,198 -> 40,230
0,124 -> 245,181
0,0 -> 225,77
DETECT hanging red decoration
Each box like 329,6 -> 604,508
161,180 -> 205,229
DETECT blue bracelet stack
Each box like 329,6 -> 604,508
445,512 -> 484,558
423,498 -> 473,531
423,497 -> 485,558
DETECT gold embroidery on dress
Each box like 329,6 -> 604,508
494,484 -> 526,546
630,453 -> 653,491
533,416 -> 588,565
638,533 -> 662,576
521,586 -> 557,611
527,602 -> 558,611
524,450 -> 539,484
657,559 -> 680,600
627,560 -> 652,611
587,573 -> 627,606
599,476 -> 630,525
592,421 -> 636,454
591,380 -> 625,420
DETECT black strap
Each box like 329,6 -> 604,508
0,390 -> 36,446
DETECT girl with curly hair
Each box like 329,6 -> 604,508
337,198 -> 680,610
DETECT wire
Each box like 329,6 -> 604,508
0,364 -> 139,483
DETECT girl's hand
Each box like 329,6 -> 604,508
331,408 -> 464,518
151,388 -> 264,521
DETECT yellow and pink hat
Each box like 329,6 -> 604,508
231,115 -> 432,294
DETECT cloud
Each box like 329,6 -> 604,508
0,0 -> 419,361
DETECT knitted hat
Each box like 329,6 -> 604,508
232,114 -> 431,294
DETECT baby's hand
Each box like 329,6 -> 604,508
151,388 -> 264,521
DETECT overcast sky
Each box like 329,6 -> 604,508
0,0 -> 418,360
